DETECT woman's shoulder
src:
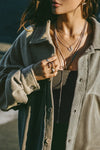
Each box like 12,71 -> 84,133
17,25 -> 35,41
89,17 -> 100,51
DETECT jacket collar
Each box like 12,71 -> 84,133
29,20 -> 53,45
90,17 -> 100,50
29,18 -> 100,51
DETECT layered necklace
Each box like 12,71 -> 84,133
54,21 -> 87,123
55,28 -> 80,52
54,21 -> 87,70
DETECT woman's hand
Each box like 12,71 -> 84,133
33,55 -> 60,81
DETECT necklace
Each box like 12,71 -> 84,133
54,21 -> 87,70
54,21 -> 87,123
55,29 -> 79,52
55,22 -> 87,53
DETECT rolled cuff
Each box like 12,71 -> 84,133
21,64 -> 40,95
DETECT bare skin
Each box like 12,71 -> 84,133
33,0 -> 93,80
33,55 -> 60,81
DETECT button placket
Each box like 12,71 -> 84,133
66,55 -> 88,150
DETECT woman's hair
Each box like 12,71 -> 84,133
82,0 -> 99,19
19,0 -> 99,30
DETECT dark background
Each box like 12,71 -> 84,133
0,0 -> 30,44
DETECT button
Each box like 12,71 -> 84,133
30,85 -> 35,90
44,138 -> 51,145
74,109 -> 76,113
68,139 -> 71,143
79,78 -> 83,82
48,107 -> 52,113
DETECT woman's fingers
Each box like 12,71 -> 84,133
41,55 -> 57,66
33,55 -> 60,80
46,55 -> 57,63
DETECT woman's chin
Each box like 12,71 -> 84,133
52,10 -> 61,15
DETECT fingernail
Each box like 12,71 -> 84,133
52,54 -> 56,57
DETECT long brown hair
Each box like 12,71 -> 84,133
19,0 -> 99,30
82,0 -> 99,19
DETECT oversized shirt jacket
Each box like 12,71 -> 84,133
0,18 -> 100,150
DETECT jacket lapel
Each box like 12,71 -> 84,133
29,20 -> 53,45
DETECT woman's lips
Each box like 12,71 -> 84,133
52,1 -> 61,7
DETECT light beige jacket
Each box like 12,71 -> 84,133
0,18 -> 100,150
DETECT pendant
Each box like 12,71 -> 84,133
68,46 -> 73,51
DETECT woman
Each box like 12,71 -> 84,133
0,0 -> 99,150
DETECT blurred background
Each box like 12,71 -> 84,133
0,0 -> 100,150
0,0 -> 30,150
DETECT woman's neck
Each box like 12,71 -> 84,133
56,8 -> 86,38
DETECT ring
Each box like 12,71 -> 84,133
46,59 -> 51,68
47,60 -> 54,69
48,62 -> 51,68
51,68 -> 55,73
46,59 -> 49,62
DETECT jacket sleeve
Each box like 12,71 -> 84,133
0,33 -> 40,110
